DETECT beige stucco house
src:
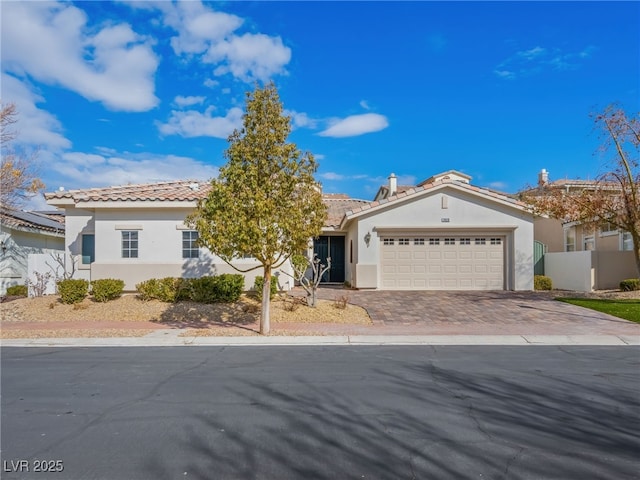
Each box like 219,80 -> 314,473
45,170 -> 535,292
528,169 -> 637,290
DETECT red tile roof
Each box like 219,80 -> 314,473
44,180 -> 212,203
323,195 -> 370,228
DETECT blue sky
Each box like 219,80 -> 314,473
2,1 -> 638,210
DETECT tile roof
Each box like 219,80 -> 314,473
322,195 -> 371,228
45,180 -> 212,203
345,179 -> 529,218
0,208 -> 65,235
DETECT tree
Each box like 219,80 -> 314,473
0,102 -> 44,209
284,253 -> 331,307
523,105 -> 640,277
187,83 -> 327,334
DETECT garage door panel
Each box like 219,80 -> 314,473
381,235 -> 504,291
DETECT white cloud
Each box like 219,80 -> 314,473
158,106 -> 243,138
359,100 -> 370,110
495,44 -> 596,79
127,0 -> 290,83
318,113 -> 389,138
207,33 -> 291,82
488,181 -> 509,190
55,151 -> 219,187
1,73 -> 71,149
319,172 -> 346,181
284,110 -> 317,129
1,2 -> 159,111
174,95 -> 206,107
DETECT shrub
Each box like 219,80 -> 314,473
136,277 -> 188,303
57,279 -> 89,304
254,275 -> 278,300
620,278 -> 640,291
334,295 -> 349,310
188,274 -> 244,303
6,285 -> 27,297
91,279 -> 125,302
534,275 -> 553,291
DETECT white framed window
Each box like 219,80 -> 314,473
444,238 -> 455,245
564,228 -> 576,252
429,238 -> 440,246
583,233 -> 595,251
600,222 -> 618,236
621,232 -> 634,251
414,238 -> 425,245
460,238 -> 471,245
122,231 -> 138,258
182,231 -> 199,259
474,238 -> 486,245
399,238 -> 410,245
490,238 -> 502,245
383,238 -> 394,246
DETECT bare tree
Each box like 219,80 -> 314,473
1,102 -> 44,209
523,105 -> 639,276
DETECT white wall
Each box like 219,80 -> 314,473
350,187 -> 534,290
544,251 -> 594,291
0,227 -> 64,295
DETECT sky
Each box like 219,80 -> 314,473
1,1 -> 638,210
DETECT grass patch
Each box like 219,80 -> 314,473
557,298 -> 640,323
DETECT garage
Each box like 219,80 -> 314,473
381,235 -> 505,290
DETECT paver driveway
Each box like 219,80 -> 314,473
303,288 -> 640,337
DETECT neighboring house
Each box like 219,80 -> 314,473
0,208 -> 65,295
46,171 -> 535,292
527,169 -> 637,290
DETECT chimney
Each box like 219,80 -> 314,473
388,173 -> 397,197
538,168 -> 549,187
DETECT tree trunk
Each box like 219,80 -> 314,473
260,266 -> 271,335
632,231 -> 640,278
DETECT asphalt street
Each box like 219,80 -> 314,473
2,346 -> 639,480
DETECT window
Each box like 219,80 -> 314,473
475,238 -> 486,245
122,231 -> 138,258
564,228 -> 576,252
583,234 -> 595,251
429,238 -> 440,246
621,232 -> 634,251
399,238 -> 410,245
600,222 -> 617,235
182,231 -> 199,258
383,238 -> 394,246
81,234 -> 95,265
490,238 -> 502,245
460,238 -> 471,245
444,238 -> 455,245
414,238 -> 425,245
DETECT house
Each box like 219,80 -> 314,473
527,169 -> 637,290
45,170 -> 535,291
0,208 -> 65,294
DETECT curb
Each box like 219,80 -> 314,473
2,332 -> 638,347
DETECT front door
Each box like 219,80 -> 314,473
313,236 -> 345,283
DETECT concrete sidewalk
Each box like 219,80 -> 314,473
2,329 -> 639,347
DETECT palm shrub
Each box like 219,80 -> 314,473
620,278 -> 640,291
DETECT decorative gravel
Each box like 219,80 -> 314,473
1,292 -> 372,339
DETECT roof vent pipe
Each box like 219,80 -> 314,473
538,168 -> 549,187
388,173 -> 397,196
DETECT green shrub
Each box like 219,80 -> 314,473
91,279 -> 125,302
188,274 -> 244,303
534,275 -> 552,291
6,285 -> 28,297
57,279 -> 89,304
136,277 -> 188,303
620,278 -> 640,291
254,275 -> 278,300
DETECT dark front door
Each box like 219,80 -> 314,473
314,236 -> 345,283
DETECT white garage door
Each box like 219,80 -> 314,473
381,235 -> 504,290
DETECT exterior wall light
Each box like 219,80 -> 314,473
364,231 -> 371,246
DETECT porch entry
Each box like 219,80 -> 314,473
313,236 -> 345,283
